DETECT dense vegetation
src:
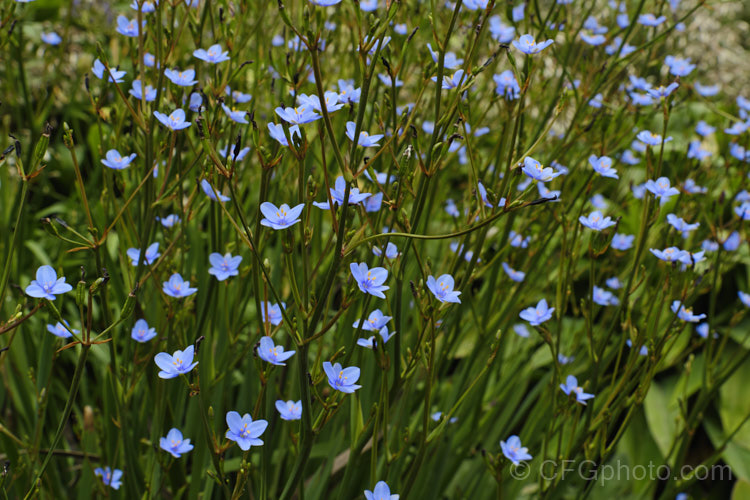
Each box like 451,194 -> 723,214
1,0 -> 750,498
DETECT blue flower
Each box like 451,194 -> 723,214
94,467 -> 123,490
313,176 -> 370,209
579,211 -> 616,231
309,0 -> 342,5
637,130 -> 672,146
426,274 -> 461,304
346,121 -> 383,147
162,273 -> 198,298
637,13 -> 666,26
298,91 -> 344,114
144,52 -> 157,67
611,233 -> 634,251
730,143 -> 750,162
126,242 -> 160,266
101,149 -> 136,170
502,262 -> 525,282
666,214 -> 699,237
664,55 -> 695,76
225,86 -> 252,103
431,411 -> 458,423
41,32 -> 62,45
154,109 -> 191,131
606,277 -> 622,289
160,428 -> 194,458
154,345 -> 198,378
588,93 -> 604,108
25,265 -> 73,300
47,320 -> 79,338
671,300 -> 706,322
260,302 -> 285,326
649,247 -> 687,262
373,242 -> 399,259
489,18 -> 516,43
432,69 -> 465,90
350,263 -> 389,298
193,44 -> 230,63
338,79 -> 361,104
164,68 -> 198,87
682,179 -> 706,194
580,33 -> 606,46
130,0 -> 157,13
512,34 -> 554,55
558,353 -> 575,364
208,252 -> 242,281
512,3 -> 525,21
647,82 -> 679,99
267,122 -> 302,147
365,192 -> 383,213
696,323 -> 710,338
188,92 -> 203,112
588,155 -> 618,179
364,481 -> 398,500
590,194 -> 608,210
593,286 -> 619,306
723,231 -> 741,251
201,179 -> 230,202
620,150 -> 640,165
678,250 -> 706,266
158,215 -> 181,230
493,70 -> 520,100
427,43 -> 463,69
630,92 -> 655,106
735,202 -> 750,220
725,122 -> 749,135
116,15 -> 145,37
276,400 -> 302,421
225,411 -> 268,451
92,59 -> 126,83
583,16 -> 607,34
605,37 -> 635,57
538,182 -> 559,201
628,75 -> 652,92
360,0 -> 377,11
626,340 -> 648,356
695,121 -> 715,136
221,104 -> 248,124
519,299 -> 554,326
513,323 -> 530,338
694,82 -> 720,97
477,181 -> 494,208
257,336 -> 295,366
445,199 -> 460,218
509,231 -> 531,248
275,105 -> 321,125
521,156 -> 562,181
560,375 -> 595,405
644,177 -> 680,202
219,144 -> 251,162
260,202 -> 305,230
687,140 -> 712,160
129,80 -> 157,101
739,291 -> 750,308
357,326 -> 395,349
500,435 -> 532,465
323,361 -> 362,393
354,309 -> 392,331
131,318 -> 157,342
